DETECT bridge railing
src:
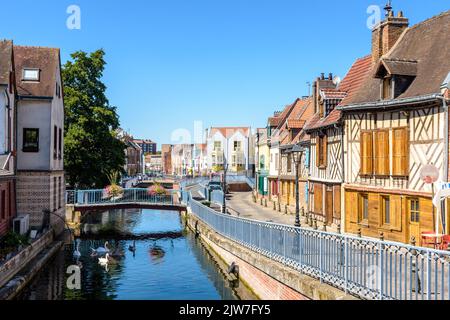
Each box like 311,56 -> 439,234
188,196 -> 450,300
180,177 -> 209,189
66,189 -> 176,206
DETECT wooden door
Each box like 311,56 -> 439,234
408,198 -> 421,245
326,187 -> 333,225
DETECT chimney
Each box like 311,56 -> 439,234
329,73 -> 333,80
320,73 -> 325,80
371,3 -> 409,64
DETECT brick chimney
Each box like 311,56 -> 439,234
371,5 -> 409,64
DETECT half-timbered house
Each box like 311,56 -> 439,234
278,97 -> 313,210
339,9 -> 450,244
304,56 -> 372,227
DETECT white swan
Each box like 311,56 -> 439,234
73,239 -> 81,259
98,253 -> 109,265
91,241 -> 110,255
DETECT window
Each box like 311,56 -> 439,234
234,141 -> 242,151
410,199 -> 420,223
360,131 -> 373,175
382,77 -> 392,100
374,130 -> 390,176
287,153 -> 292,172
381,196 -> 391,225
316,135 -> 327,168
22,68 -> 40,81
53,126 -> 58,159
260,155 -> 265,170
58,128 -> 62,159
23,128 -> 39,152
359,193 -> 369,222
214,141 -> 221,151
392,128 -> 409,176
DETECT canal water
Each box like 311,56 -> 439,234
17,209 -> 243,300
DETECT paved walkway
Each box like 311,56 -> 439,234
226,191 -> 299,226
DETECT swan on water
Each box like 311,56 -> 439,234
91,241 -> 110,255
98,253 -> 110,265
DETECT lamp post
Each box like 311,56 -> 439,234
290,144 -> 303,227
222,150 -> 229,214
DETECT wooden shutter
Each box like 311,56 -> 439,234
375,130 -> 390,176
393,128 -> 409,176
322,135 -> 328,167
314,184 -> 323,215
333,186 -> 341,219
391,195 -> 403,231
360,131 -> 373,175
315,136 -> 320,168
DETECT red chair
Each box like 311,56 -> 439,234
440,235 -> 450,251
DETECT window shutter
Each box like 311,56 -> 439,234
316,137 -> 320,168
322,135 -> 328,167
375,130 -> 390,175
393,128 -> 409,176
360,132 -> 373,175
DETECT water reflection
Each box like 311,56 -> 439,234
17,209 -> 240,300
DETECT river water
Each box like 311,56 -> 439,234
17,209 -> 243,300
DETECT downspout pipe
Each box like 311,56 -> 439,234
439,94 -> 449,234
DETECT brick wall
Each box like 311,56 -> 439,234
16,171 -> 66,234
0,180 -> 16,237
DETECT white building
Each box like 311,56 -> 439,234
14,46 -> 65,233
206,127 -> 254,176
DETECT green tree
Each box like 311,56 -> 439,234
63,50 -> 126,188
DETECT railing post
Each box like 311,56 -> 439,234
319,233 -> 323,284
344,236 -> 349,294
379,241 -> 384,300
427,251 -> 432,301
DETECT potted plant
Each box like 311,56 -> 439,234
104,171 -> 124,200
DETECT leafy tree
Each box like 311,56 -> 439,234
63,50 -> 126,188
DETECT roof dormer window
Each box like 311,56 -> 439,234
22,68 -> 40,81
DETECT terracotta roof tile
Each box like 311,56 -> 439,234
210,127 -> 251,139
304,55 -> 372,131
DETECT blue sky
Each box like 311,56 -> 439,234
1,0 -> 448,147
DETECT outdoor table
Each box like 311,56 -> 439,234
422,234 -> 445,249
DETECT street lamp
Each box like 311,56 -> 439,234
222,150 -> 229,214
290,144 -> 304,227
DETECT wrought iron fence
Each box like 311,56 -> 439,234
188,197 -> 450,300
66,189 -> 175,206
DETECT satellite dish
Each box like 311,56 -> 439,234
333,76 -> 341,86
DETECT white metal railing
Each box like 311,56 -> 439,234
188,196 -> 450,300
66,189 -> 176,206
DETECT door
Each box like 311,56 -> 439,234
326,186 -> 333,226
408,198 -> 421,245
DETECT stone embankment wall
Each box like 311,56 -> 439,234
185,211 -> 358,301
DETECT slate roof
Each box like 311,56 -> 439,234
14,46 -> 60,98
345,10 -> 450,106
0,40 -> 13,85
